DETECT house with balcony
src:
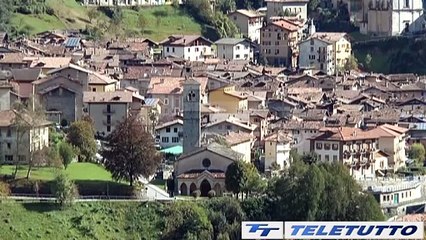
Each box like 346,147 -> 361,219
161,35 -> 213,62
0,110 -> 51,163
299,32 -> 351,75
260,20 -> 300,67
83,91 -> 145,138
228,9 -> 265,42
155,119 -> 183,149
310,127 -> 388,180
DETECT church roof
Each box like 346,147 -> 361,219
178,142 -> 243,162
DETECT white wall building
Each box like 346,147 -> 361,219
361,0 -> 425,36
265,0 -> 309,21
264,132 -> 292,170
214,38 -> 253,61
228,10 -> 264,43
155,119 -> 183,149
161,35 -> 213,62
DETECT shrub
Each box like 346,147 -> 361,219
45,7 -> 55,16
0,181 -> 10,198
192,190 -> 201,198
207,190 -> 216,198
51,172 -> 78,208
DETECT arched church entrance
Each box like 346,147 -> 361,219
180,183 -> 188,195
200,179 -> 211,197
189,183 -> 197,194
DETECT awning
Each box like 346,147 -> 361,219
160,145 -> 183,155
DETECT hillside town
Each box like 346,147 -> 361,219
0,0 -> 426,236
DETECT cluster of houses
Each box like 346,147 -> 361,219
0,14 -> 425,201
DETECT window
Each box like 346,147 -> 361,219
236,46 -> 240,50
5,155 -> 13,162
202,158 -> 211,168
166,127 -> 171,133
332,144 -> 338,150
7,128 -> 11,137
162,137 -> 169,143
195,47 -> 199,52
174,127 -> 178,133
316,143 -> 322,149
172,137 -> 179,143
172,47 -> 175,53
164,98 -> 169,105
404,0 -> 409,8
226,125 -> 231,130
275,41 -> 279,45
333,155 -> 337,162
244,54 -> 248,59
107,104 -> 111,113
310,47 -> 314,52
107,126 -> 111,132
187,48 -> 190,52
166,47 -> 169,52
324,143 -> 331,150
325,155 -> 329,162
107,115 -> 111,124
236,54 -> 240,59
7,143 -> 11,149
92,88 -> 96,92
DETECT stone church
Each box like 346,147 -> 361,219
174,78 -> 243,197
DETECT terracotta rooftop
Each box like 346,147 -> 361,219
271,20 -> 299,31
264,131 -> 292,143
0,53 -> 25,64
148,77 -> 207,95
0,109 -> 51,127
26,57 -> 72,69
310,32 -> 348,44
225,131 -> 254,145
83,91 -> 143,103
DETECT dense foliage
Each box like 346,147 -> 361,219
408,143 -> 426,166
67,119 -> 97,162
51,171 -> 78,208
101,115 -> 161,186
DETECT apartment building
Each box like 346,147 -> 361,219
83,91 -> 145,137
228,10 -> 264,42
260,20 -> 300,67
215,38 -> 253,61
0,110 -> 50,163
161,35 -> 213,62
299,32 -> 351,75
155,119 -> 183,149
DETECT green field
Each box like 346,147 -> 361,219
0,162 -> 112,181
10,0 -> 202,41
0,202 -> 163,240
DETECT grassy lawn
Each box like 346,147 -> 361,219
0,202 -> 163,240
0,162 -> 112,181
10,1 -> 202,41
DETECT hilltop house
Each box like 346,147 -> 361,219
299,32 -> 351,75
215,38 -> 254,61
228,10 -> 264,42
265,0 -> 309,21
161,35 -> 213,62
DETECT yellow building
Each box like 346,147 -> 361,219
208,85 -> 248,113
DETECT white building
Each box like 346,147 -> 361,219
361,0 -> 425,36
299,32 -> 351,75
265,0 -> 309,21
214,38 -> 253,61
228,10 -> 265,43
161,35 -> 213,62
155,119 -> 183,149
264,132 -> 292,170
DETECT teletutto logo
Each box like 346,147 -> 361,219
241,221 -> 424,239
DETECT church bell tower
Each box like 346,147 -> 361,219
182,78 -> 201,154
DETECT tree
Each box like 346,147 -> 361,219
87,7 -> 100,24
162,201 -> 213,240
59,142 -> 76,169
268,162 -> 384,221
0,0 -> 13,31
408,143 -> 426,165
344,54 -> 358,71
67,119 -> 97,162
102,115 -> 162,186
365,53 -> 372,70
12,97 -> 47,179
225,161 -> 262,199
51,171 -> 78,208
308,0 -> 320,13
138,14 -> 148,35
301,152 -> 319,165
172,0 -> 180,10
217,0 -> 236,13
